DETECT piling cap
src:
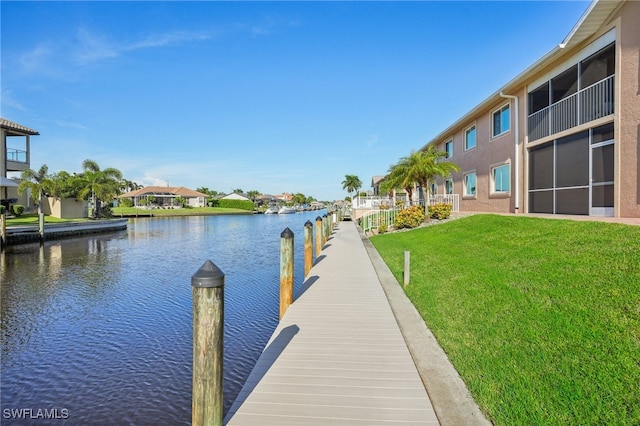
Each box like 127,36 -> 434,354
316,216 -> 322,222
191,260 -> 225,288
304,220 -> 313,227
281,227 -> 294,238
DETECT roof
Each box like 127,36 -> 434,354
119,186 -> 208,198
0,117 -> 40,136
420,0 -> 621,151
371,176 -> 386,186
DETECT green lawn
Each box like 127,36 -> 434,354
4,214 -> 87,226
370,214 -> 640,425
111,206 -> 253,216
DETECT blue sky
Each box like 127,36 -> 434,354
2,1 -> 589,201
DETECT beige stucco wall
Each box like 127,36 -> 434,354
44,197 -> 88,219
434,96 -> 521,214
615,0 -> 640,218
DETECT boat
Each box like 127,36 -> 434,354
264,206 -> 279,214
278,206 -> 297,214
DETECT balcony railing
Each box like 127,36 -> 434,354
352,194 -> 459,212
528,74 -> 614,142
6,148 -> 27,163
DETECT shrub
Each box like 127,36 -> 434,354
217,199 -> 254,211
428,203 -> 453,220
394,205 -> 425,229
12,205 -> 25,216
119,198 -> 134,208
0,205 -> 5,215
378,223 -> 388,234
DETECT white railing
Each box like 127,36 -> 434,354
360,209 -> 397,233
528,74 -> 614,142
354,194 -> 459,212
352,196 -> 395,209
427,194 -> 459,212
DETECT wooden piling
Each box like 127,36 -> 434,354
315,216 -> 322,256
38,213 -> 45,242
280,227 -> 294,319
191,260 -> 225,426
304,221 -> 313,277
1,212 -> 6,249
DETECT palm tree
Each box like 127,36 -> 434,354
18,164 -> 51,215
406,145 -> 460,201
381,158 -> 414,206
341,174 -> 362,200
246,190 -> 261,202
78,159 -> 123,218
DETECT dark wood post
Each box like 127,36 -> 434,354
315,216 -> 322,256
304,220 -> 313,277
280,227 -> 294,319
192,260 -> 225,426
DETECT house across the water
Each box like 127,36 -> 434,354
119,186 -> 208,208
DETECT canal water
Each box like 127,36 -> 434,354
0,210 -> 326,425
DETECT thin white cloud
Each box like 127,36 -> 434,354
19,43 -> 56,72
1,90 -> 26,111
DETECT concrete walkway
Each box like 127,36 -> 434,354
225,221 -> 490,425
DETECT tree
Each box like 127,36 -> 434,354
405,146 -> 460,202
292,192 -> 306,205
18,164 -> 51,215
48,171 -> 85,199
78,159 -> 123,218
341,175 -> 362,200
246,190 -> 261,201
381,158 -> 414,205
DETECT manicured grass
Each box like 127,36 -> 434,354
370,214 -> 640,425
111,206 -> 253,216
5,214 -> 87,226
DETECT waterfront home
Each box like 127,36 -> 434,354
378,0 -> 639,219
1,118 -> 40,209
119,186 -> 208,208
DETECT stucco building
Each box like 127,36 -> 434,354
422,0 -> 638,218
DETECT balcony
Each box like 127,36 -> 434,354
528,74 -> 614,142
7,148 -> 27,163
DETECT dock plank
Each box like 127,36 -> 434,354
224,221 -> 439,425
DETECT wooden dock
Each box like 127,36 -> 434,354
224,221 -> 438,425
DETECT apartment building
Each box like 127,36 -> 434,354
425,0 -> 638,218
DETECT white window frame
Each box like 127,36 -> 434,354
463,171 -> 477,197
445,140 -> 453,158
492,103 -> 511,138
491,162 -> 511,194
464,125 -> 476,151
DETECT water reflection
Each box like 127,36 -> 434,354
0,211 -> 321,424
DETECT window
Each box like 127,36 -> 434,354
492,104 -> 510,137
464,126 -> 476,150
464,172 -> 476,196
445,140 -> 453,158
430,183 -> 437,196
445,179 -> 453,195
492,164 -> 510,193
